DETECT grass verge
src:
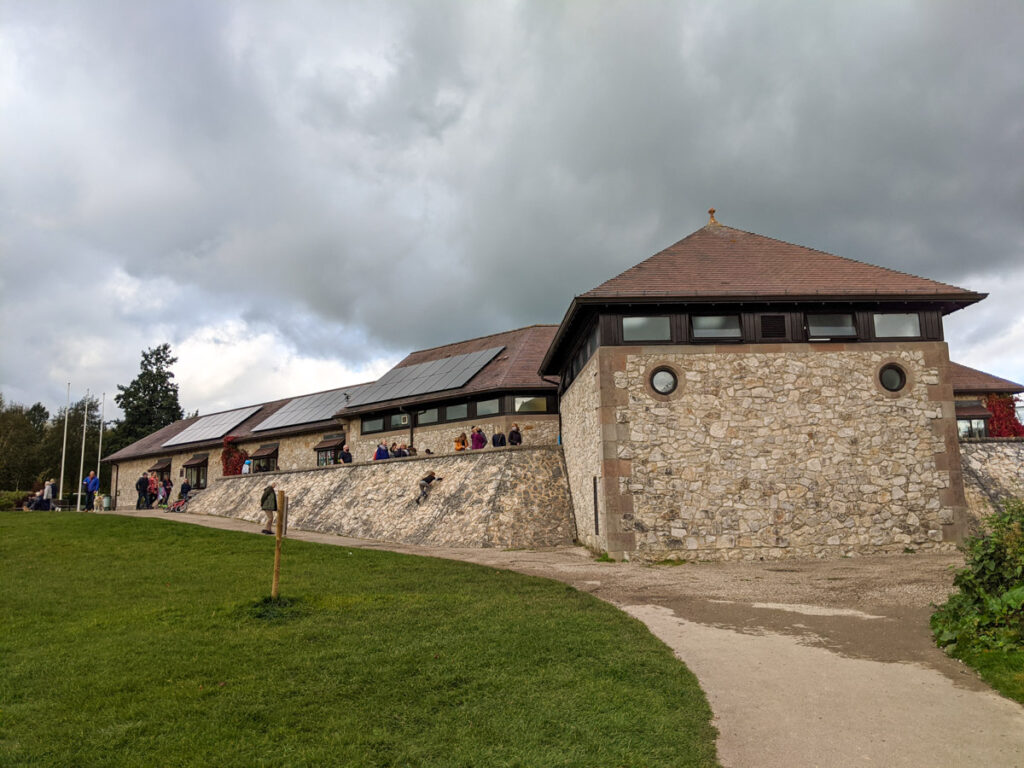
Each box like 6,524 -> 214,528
1,512 -> 718,767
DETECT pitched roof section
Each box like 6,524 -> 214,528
339,325 -> 558,414
103,382 -> 373,463
950,362 -> 1024,394
583,223 -> 985,302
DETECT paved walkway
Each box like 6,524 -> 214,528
110,508 -> 1024,768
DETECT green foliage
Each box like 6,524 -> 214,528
108,343 -> 184,454
0,490 -> 32,510
932,498 -> 1024,655
0,514 -> 719,767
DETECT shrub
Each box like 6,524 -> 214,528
0,490 -> 32,510
931,498 -> 1024,654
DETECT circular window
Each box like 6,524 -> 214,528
650,368 -> 678,395
879,364 -> 907,393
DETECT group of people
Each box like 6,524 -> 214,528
135,471 -> 190,509
454,423 -> 522,452
25,478 -> 58,510
373,442 -> 425,460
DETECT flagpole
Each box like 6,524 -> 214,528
76,390 -> 89,512
96,392 -> 105,479
59,381 -> 70,505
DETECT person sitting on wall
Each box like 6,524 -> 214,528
454,432 -> 468,451
394,444 -> 409,458
508,423 -> 522,446
340,444 -> 353,464
470,427 -> 487,450
415,471 -> 443,505
491,429 -> 506,447
135,473 -> 149,509
374,441 -> 390,461
260,483 -> 277,535
180,478 -> 192,500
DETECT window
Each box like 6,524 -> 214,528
317,449 -> 341,466
445,403 -> 468,421
515,396 -> 549,413
650,368 -> 678,395
416,407 -> 438,425
252,456 -> 278,472
476,398 -> 500,416
362,416 -> 384,434
692,315 -> 741,340
808,313 -> 857,338
957,419 -> 987,439
879,364 -> 907,392
389,413 -> 409,429
185,464 -> 207,490
623,316 -> 671,342
873,313 -> 920,338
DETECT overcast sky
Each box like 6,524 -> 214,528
2,0 -> 1023,421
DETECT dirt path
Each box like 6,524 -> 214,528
110,508 -> 1024,767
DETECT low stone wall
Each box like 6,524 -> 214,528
960,438 -> 1024,532
184,445 -> 576,549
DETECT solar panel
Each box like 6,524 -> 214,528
251,385 -> 362,432
162,406 -> 262,447
344,346 -> 504,408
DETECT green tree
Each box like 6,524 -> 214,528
0,394 -> 46,491
108,344 -> 184,454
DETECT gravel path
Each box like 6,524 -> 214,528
110,508 -> 1024,767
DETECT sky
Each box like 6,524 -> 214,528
2,0 -> 1023,422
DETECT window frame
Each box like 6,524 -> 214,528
690,314 -> 743,342
872,312 -> 922,340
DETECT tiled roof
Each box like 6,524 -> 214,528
583,223 -> 985,301
950,362 -> 1024,394
103,383 -> 371,463
339,325 -> 558,414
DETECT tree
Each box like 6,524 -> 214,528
108,344 -> 184,453
0,395 -> 47,491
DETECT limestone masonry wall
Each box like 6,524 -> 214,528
559,355 -> 603,550
184,445 -> 575,549
960,439 -> 1024,531
592,343 -> 965,560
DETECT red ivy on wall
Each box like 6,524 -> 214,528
984,394 -> 1024,437
221,435 -> 250,475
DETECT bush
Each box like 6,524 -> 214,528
931,498 -> 1024,654
0,490 -> 32,510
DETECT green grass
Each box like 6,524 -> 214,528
955,649 -> 1024,705
0,513 -> 718,767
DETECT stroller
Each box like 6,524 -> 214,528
167,489 -> 199,514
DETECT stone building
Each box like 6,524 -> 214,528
105,213 -> 1021,560
949,362 -> 1024,438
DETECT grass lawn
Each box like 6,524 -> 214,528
955,648 -> 1024,705
0,513 -> 718,767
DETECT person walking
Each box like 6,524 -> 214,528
83,471 -> 100,511
42,478 -> 56,510
260,483 -> 277,535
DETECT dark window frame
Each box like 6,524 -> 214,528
871,312 -> 923,341
185,463 -> 208,490
690,313 -> 743,342
359,392 -> 550,434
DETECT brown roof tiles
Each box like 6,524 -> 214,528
950,362 -> 1024,395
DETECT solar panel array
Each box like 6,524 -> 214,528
344,346 -> 504,408
162,405 -> 262,447
252,387 -> 361,432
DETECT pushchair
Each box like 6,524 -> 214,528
167,489 -> 199,513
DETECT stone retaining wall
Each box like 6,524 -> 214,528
960,438 -> 1024,531
183,445 -> 575,549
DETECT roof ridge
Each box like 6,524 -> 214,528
403,323 -> 558,356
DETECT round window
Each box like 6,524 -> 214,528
879,364 -> 907,393
651,368 -> 678,395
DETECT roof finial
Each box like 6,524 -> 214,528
708,208 -> 718,225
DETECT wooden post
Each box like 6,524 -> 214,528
271,490 -> 285,599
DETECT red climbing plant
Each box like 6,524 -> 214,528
221,435 -> 250,475
983,394 -> 1024,437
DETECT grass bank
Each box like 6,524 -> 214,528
1,512 -> 718,767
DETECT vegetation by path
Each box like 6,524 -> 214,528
931,498 -> 1024,705
0,512 -> 718,767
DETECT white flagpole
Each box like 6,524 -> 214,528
76,390 -> 89,512
59,381 -> 70,505
96,392 -> 105,479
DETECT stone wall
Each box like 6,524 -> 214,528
184,445 -> 575,549
559,354 -> 604,550
960,438 -> 1024,531
566,342 -> 967,561
345,415 -> 558,461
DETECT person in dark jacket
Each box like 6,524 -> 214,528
374,442 -> 390,461
340,444 -> 353,464
260,483 -> 277,534
83,471 -> 100,511
508,423 -> 522,446
135,473 -> 149,509
491,430 -> 507,447
180,478 -> 192,499
415,471 -> 443,504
